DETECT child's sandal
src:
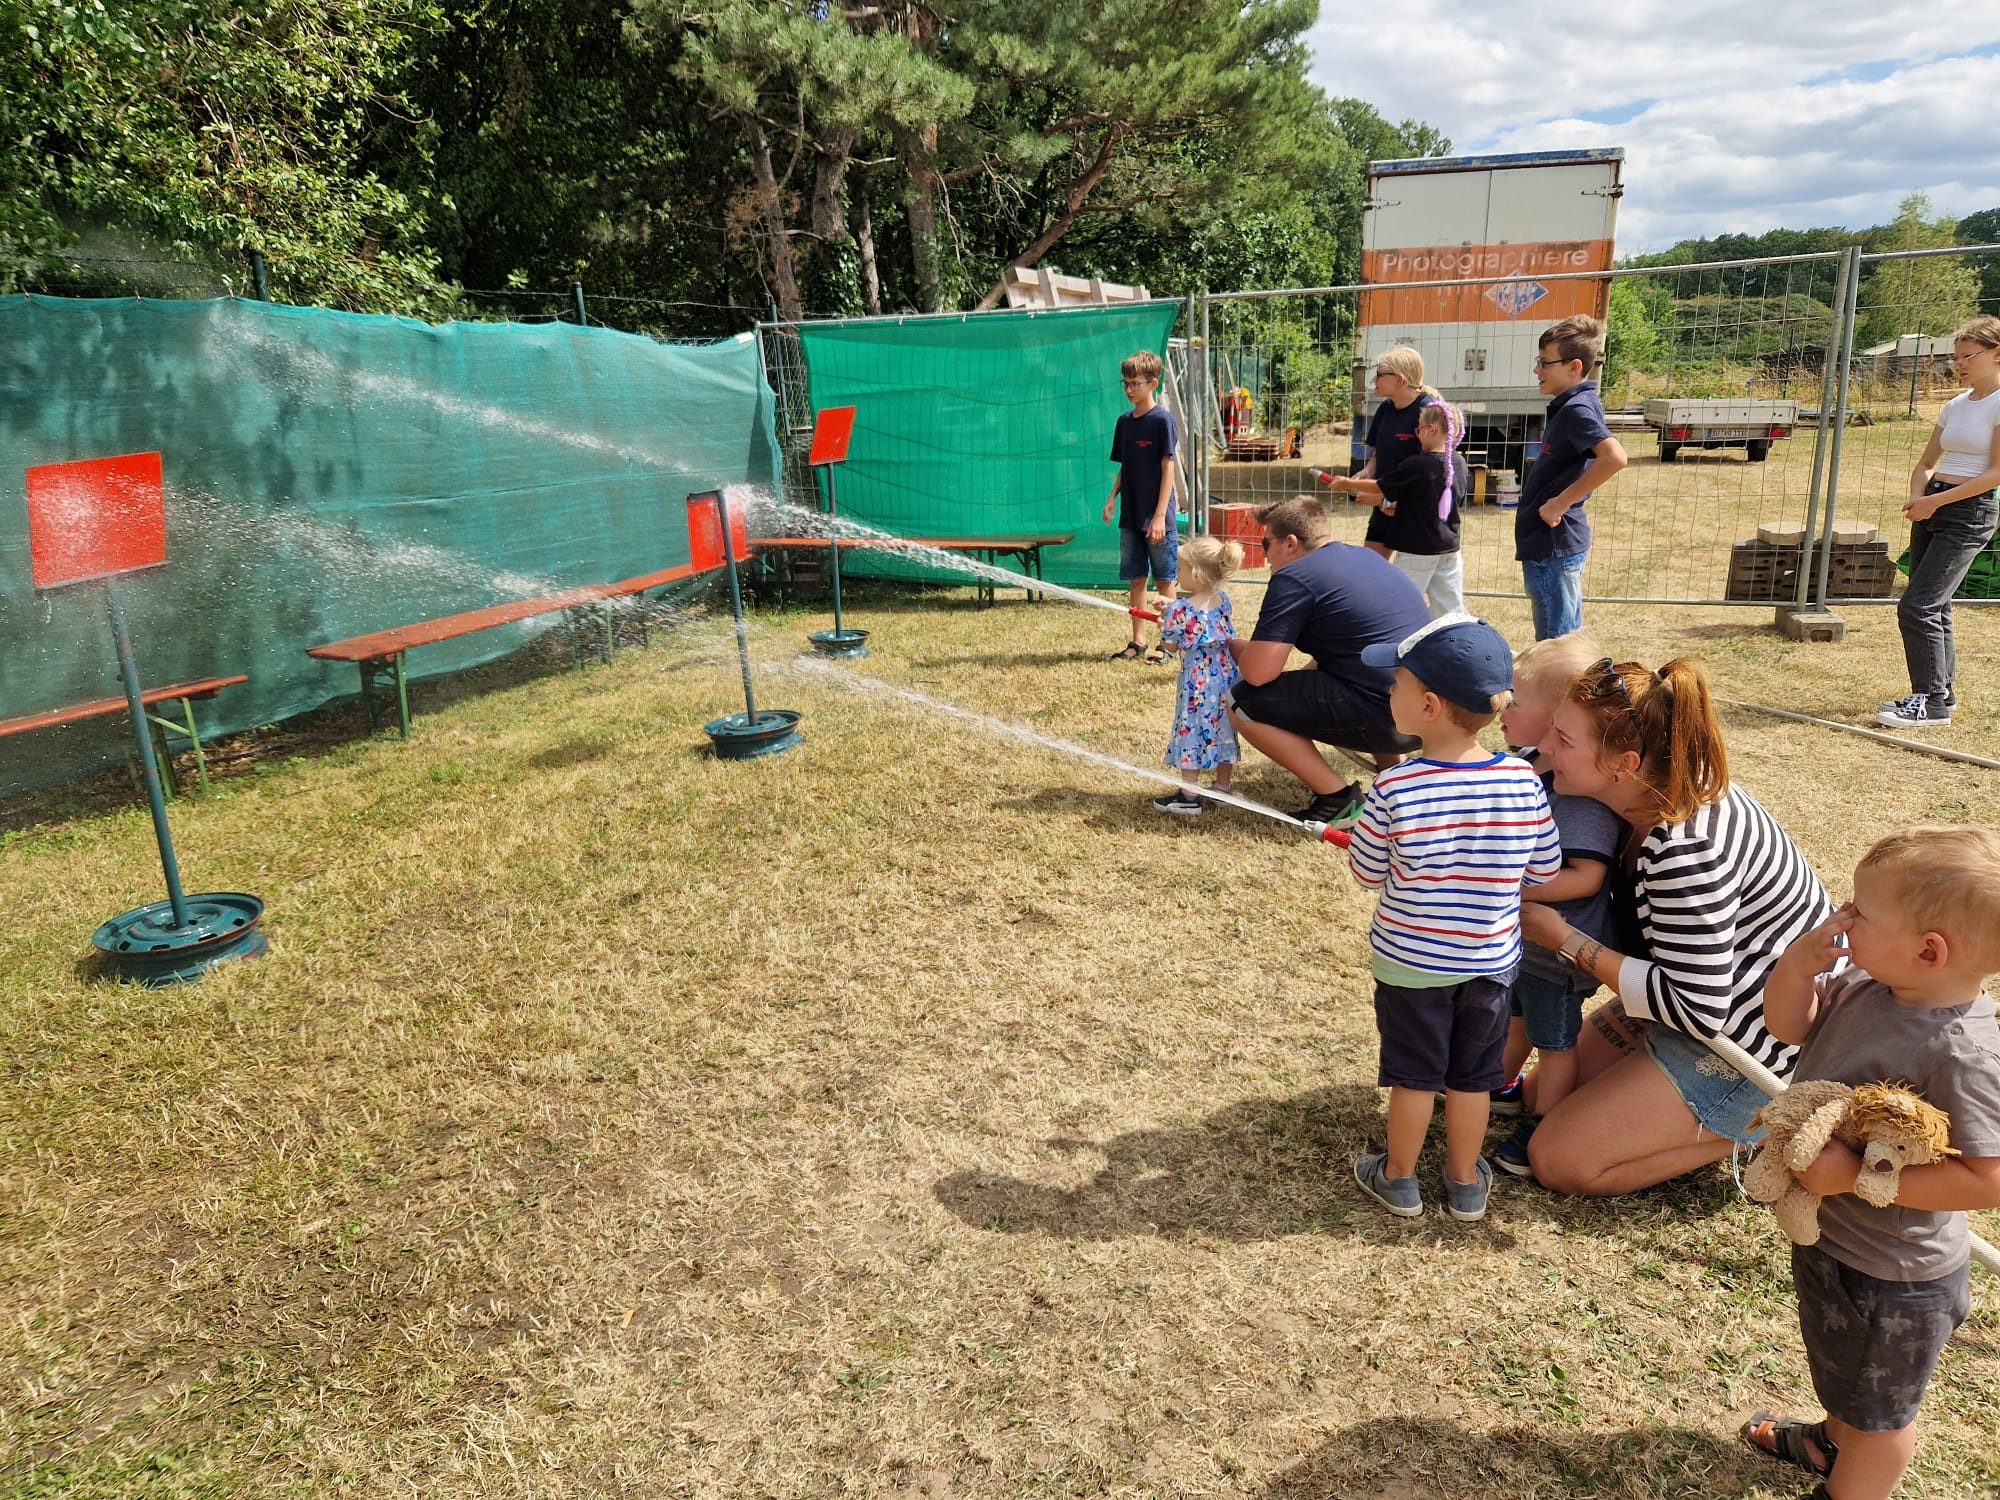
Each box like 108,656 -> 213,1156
1143,643 -> 1172,665
1740,1410 -> 1837,1478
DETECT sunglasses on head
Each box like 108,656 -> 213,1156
1585,657 -> 1643,736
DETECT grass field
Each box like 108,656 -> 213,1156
3,551 -> 1998,1498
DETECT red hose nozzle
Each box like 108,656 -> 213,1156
1129,607 -> 1161,623
1303,820 -> 1351,846
1310,467 -> 1338,486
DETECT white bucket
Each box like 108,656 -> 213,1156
1495,470 -> 1520,509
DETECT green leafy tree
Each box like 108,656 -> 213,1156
1855,193 -> 1981,348
1954,206 -> 2000,316
2,0 -> 445,307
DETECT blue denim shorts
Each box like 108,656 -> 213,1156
1119,525 -> 1179,583
1645,1025 -> 1769,1145
1510,966 -> 1594,1052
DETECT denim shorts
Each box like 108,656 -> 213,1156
1119,525 -> 1178,583
1645,1025 -> 1769,1145
1795,1242 -> 1968,1431
1510,966 -> 1594,1052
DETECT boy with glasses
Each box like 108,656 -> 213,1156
1105,350 -> 1181,663
1515,316 -> 1627,640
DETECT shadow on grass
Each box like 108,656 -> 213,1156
909,647 -> 1122,670
935,1086 -> 1761,1255
994,784 -> 1312,839
1263,1415 -> 1759,1499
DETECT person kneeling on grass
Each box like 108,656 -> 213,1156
1743,825 -> 2000,1500
1224,496 -> 1431,829
1346,615 -> 1560,1222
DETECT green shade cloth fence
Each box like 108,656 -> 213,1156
1,296 -> 779,793
797,301 -> 1181,589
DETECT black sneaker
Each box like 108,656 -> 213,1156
1294,784 -> 1364,829
1876,693 -> 1951,729
1152,790 -> 1203,815
1490,1074 -> 1527,1116
1879,687 -> 1957,714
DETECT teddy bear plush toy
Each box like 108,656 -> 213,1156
1744,1079 -> 1957,1245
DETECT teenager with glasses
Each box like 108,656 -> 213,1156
1513,656 -> 1834,1195
1515,316 -> 1628,640
1877,315 -> 2000,729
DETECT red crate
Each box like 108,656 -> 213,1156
1209,503 -> 1263,540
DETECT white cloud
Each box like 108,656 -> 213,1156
1306,1 -> 2000,250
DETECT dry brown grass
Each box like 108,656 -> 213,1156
2,576 -> 1998,1499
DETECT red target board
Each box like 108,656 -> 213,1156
687,489 -> 749,574
25,451 -> 166,590
807,406 -> 856,467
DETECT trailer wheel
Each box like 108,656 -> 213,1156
1659,442 -> 1680,463
1746,439 -> 1771,462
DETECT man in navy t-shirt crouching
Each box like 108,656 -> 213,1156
1225,495 -> 1432,827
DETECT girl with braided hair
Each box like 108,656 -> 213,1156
1326,398 -> 1468,617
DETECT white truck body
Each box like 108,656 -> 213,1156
1356,148 -> 1624,471
1642,398 -> 1800,462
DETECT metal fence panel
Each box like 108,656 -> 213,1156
1207,253 -> 1850,607
1818,243 -> 2000,606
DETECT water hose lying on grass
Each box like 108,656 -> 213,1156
1718,698 -> 2000,771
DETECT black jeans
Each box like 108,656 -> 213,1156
1899,480 -> 1998,698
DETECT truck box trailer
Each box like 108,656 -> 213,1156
1641,398 -> 1800,461
1356,148 -> 1624,474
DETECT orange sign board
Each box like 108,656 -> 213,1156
1361,239 -> 1613,324
687,489 -> 749,573
25,451 -> 167,590
807,406 -> 857,467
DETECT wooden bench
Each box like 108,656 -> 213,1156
306,562 -> 703,738
0,675 -> 249,797
749,533 -> 1074,606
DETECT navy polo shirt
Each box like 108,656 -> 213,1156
1251,543 -> 1431,705
1515,380 -> 1613,562
1111,405 -> 1180,531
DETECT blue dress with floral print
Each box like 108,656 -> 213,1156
1160,594 -> 1241,772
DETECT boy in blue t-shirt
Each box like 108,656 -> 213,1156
1514,316 -> 1628,640
1105,350 -> 1180,663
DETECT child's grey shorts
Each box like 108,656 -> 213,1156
1793,1242 -> 1968,1431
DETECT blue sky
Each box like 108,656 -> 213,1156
1306,3 -> 2000,252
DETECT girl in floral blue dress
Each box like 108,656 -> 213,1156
1150,536 -> 1243,815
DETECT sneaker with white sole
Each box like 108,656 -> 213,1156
1881,687 -> 1955,714
1876,693 -> 1951,729
1295,783 -> 1365,830
1151,790 -> 1203,815
1353,1152 -> 1423,1217
1442,1158 -> 1494,1221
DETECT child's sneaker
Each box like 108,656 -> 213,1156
1151,790 -> 1203,816
1490,1073 -> 1527,1116
1876,692 -> 1951,729
1442,1158 -> 1493,1222
1492,1118 -> 1539,1178
1880,686 -> 1956,713
1353,1152 -> 1423,1217
1295,783 -> 1365,830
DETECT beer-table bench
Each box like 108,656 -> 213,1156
306,562 -> 702,739
749,533 -> 1074,606
0,674 -> 249,797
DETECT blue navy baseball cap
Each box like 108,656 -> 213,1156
1360,612 -> 1515,714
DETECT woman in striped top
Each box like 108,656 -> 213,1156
1517,657 -> 1833,1195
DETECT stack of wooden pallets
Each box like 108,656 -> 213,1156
1725,520 -> 1897,602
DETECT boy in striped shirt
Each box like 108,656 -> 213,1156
1347,615 -> 1561,1221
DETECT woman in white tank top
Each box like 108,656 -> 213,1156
1877,316 -> 2000,729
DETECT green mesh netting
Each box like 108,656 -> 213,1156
797,301 -> 1181,589
1,296 -> 779,793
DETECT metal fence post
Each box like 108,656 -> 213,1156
1195,289 -> 1210,535
572,282 -> 588,326
1812,244 -> 1865,608
1791,246 -> 1853,610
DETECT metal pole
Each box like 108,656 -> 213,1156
716,492 -> 758,722
1793,247 -> 1852,609
105,576 -> 190,928
247,249 -> 269,302
1199,288 -> 1212,535
1814,245 -> 1864,607
572,281 -> 588,326
824,463 -> 846,636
